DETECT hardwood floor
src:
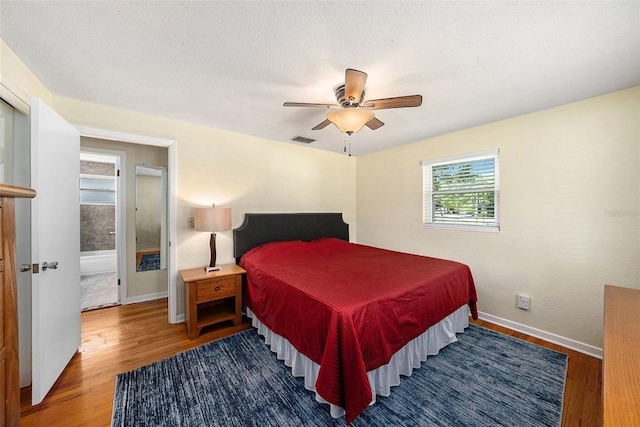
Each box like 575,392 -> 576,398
20,299 -> 601,426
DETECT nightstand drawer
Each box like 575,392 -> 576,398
196,277 -> 236,302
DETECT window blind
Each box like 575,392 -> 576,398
422,149 -> 499,230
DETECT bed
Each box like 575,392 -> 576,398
234,213 -> 478,423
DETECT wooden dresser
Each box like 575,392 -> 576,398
0,184 -> 36,426
603,284 -> 640,426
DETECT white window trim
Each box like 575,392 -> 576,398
422,148 -> 500,232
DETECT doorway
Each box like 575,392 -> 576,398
79,133 -> 171,311
79,151 -> 124,310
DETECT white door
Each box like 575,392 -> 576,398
30,98 -> 81,404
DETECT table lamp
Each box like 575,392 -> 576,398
194,205 -> 232,272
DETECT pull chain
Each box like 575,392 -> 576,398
343,138 -> 352,156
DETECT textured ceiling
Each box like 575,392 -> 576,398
1,1 -> 638,156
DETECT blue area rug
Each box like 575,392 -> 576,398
136,253 -> 160,272
112,325 -> 567,426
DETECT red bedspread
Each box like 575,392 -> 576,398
240,238 -> 478,423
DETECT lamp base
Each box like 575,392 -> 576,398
204,265 -> 221,272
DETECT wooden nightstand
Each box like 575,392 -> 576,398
180,264 -> 245,339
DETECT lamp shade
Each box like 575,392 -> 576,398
327,108 -> 375,134
194,206 -> 232,232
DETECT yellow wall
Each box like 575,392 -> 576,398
356,87 -> 640,349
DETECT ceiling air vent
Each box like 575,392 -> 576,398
290,135 -> 316,144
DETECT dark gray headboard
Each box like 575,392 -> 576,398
233,213 -> 349,262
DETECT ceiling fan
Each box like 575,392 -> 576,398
284,68 -> 422,135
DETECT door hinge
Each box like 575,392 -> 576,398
118,279 -> 121,286
117,169 -> 120,177
33,263 -> 39,274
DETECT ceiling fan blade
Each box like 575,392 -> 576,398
312,119 -> 332,130
344,69 -> 367,104
363,95 -> 422,110
283,102 -> 337,108
365,117 -> 385,130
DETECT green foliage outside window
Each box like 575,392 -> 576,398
432,159 -> 495,223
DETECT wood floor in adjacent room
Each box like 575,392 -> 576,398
20,299 -> 602,426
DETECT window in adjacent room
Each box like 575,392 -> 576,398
422,148 -> 499,231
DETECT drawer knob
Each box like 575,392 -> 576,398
215,286 -> 221,291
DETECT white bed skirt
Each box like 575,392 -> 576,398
246,304 -> 470,419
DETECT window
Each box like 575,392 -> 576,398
422,148 -> 499,231
79,176 -> 116,204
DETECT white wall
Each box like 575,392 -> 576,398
53,96 -> 357,314
356,87 -> 640,349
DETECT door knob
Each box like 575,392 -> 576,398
20,264 -> 33,272
42,261 -> 59,271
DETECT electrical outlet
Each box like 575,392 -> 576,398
187,217 -> 194,228
517,294 -> 530,310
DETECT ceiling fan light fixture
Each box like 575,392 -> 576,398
327,108 -> 375,135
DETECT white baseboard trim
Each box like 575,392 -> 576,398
478,311 -> 603,359
176,314 -> 185,324
125,291 -> 168,305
